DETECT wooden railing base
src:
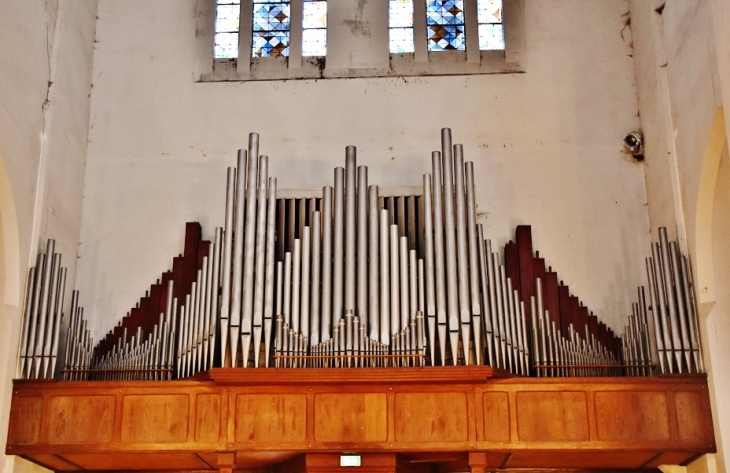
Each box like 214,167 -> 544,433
6,368 -> 715,472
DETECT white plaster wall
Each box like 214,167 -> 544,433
78,0 -> 648,343
627,0 -> 677,237
0,0 -> 97,471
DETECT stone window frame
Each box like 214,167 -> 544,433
196,0 -> 525,82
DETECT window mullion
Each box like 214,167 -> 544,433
464,0 -> 479,63
504,0 -> 525,65
289,0 -> 303,69
237,0 -> 253,76
413,0 -> 427,62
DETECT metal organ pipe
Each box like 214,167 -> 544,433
368,186 -> 380,342
357,166 -> 368,331
431,152 -> 448,366
51,131 -> 700,381
439,129 -> 461,366
229,149 -> 246,367
253,156 -> 269,367
241,135 -> 260,367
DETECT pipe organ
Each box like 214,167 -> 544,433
18,129 -> 705,381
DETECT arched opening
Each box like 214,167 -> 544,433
0,151 -> 33,473
0,152 -> 20,310
693,107 -> 726,309
689,107 -> 730,473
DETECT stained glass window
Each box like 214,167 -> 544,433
214,0 -> 241,59
478,0 -> 504,50
302,0 -> 327,56
252,0 -> 291,58
389,0 -> 414,54
426,0 -> 465,51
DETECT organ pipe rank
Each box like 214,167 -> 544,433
18,130 -> 705,380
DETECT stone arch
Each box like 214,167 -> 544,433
0,151 -> 21,309
693,107 -> 727,309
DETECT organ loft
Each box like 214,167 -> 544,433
1,2 -> 728,473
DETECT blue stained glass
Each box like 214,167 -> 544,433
303,1 -> 326,29
215,32 -> 240,59
478,0 -> 504,50
252,1 -> 290,57
253,32 -> 289,57
389,0 -> 413,28
214,1 -> 241,58
253,3 -> 290,32
428,25 -> 464,50
302,1 -> 326,56
426,0 -> 465,51
479,24 -> 504,50
302,28 -> 326,56
477,0 -> 502,23
389,0 -> 414,54
216,4 -> 241,33
426,0 -> 465,26
390,28 -> 414,53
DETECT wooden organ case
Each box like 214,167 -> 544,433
7,131 -> 716,472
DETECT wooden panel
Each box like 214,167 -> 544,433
643,450 -> 699,468
394,393 -> 467,443
61,452 -> 209,470
508,450 -> 658,469
516,391 -> 589,442
314,393 -> 387,442
195,394 -> 221,443
25,454 -> 81,471
675,390 -> 713,444
9,396 -> 42,444
595,391 -> 669,441
48,395 -> 114,444
121,394 -> 189,444
235,394 -> 306,443
482,392 -> 509,442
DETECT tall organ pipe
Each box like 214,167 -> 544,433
301,227 -> 312,342
368,186 -> 380,341
253,156 -> 269,367
399,236 -> 410,331
390,224 -> 401,336
49,267 -> 67,379
357,166 -> 368,327
477,225 -> 493,366
230,150 -> 246,367
209,229 -> 221,369
431,152 -> 448,366
423,174 -> 437,366
19,267 -> 36,377
241,135 -> 260,368
310,211 -> 322,346
379,209 -> 391,345
321,186 -> 333,341
453,145 -> 471,365
440,129 -> 460,365
31,241 -> 53,378
465,162 -> 482,365
219,167 -> 235,367
345,148 -> 357,314
292,238 -> 302,334
333,168 -> 345,326
40,254 -> 61,378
